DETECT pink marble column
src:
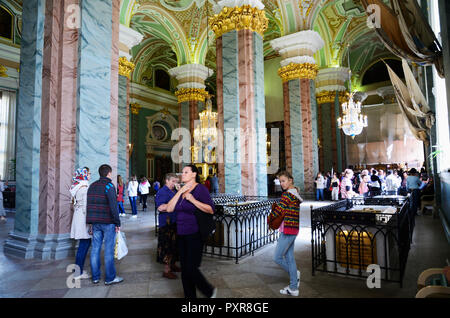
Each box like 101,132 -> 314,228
283,82 -> 293,175
300,79 -> 315,193
216,37 -> 225,193
39,0 -> 79,235
238,29 -> 256,196
109,0 -> 120,185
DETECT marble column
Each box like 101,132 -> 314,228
4,0 -> 121,260
315,67 -> 349,173
210,1 -> 268,196
271,30 -> 324,193
118,25 -> 143,181
76,0 -> 120,181
168,63 -> 212,164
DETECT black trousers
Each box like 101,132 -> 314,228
177,232 -> 214,298
141,194 -> 148,209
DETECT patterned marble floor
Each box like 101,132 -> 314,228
0,199 -> 449,298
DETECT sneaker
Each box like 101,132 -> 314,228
297,270 -> 301,288
92,279 -> 99,284
280,286 -> 299,297
105,276 -> 124,285
75,272 -> 91,280
131,215 -> 137,219
0,217 -> 6,223
211,287 -> 218,298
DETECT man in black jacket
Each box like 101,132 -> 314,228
87,164 -> 123,285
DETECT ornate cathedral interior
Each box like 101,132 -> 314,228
0,0 -> 449,300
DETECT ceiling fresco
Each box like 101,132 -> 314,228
122,0 -> 395,87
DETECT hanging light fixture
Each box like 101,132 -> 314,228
193,94 -> 218,163
337,45 -> 368,139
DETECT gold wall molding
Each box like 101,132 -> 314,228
278,63 -> 318,82
209,5 -> 268,38
119,56 -> 135,79
316,90 -> 349,104
130,102 -> 142,115
175,88 -> 208,103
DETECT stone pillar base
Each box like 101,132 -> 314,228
4,232 -> 76,260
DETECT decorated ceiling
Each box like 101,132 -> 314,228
122,0 -> 395,87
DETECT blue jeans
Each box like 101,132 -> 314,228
90,223 -> 117,283
316,189 -> 324,201
129,196 -> 137,215
274,233 -> 298,290
75,239 -> 91,274
117,201 -> 125,214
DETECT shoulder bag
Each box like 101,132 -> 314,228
195,209 -> 216,241
267,202 -> 285,231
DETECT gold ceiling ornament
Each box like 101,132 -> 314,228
316,90 -> 349,105
0,64 -> 8,78
175,87 -> 208,103
119,57 -> 135,79
208,5 -> 268,38
159,106 -> 171,120
278,63 -> 318,82
130,102 -> 142,115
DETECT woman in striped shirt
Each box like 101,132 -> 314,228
271,171 -> 303,296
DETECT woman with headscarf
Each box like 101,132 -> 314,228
70,167 -> 92,279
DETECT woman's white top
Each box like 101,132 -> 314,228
70,181 -> 91,240
139,181 -> 150,195
127,181 -> 139,197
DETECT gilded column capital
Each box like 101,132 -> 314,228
0,64 -> 8,78
278,63 -> 318,82
119,56 -> 135,79
130,102 -> 142,115
175,88 -> 208,104
316,90 -> 349,105
209,4 -> 268,38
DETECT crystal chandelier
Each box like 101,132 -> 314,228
337,94 -> 368,138
192,95 -> 217,163
337,45 -> 368,138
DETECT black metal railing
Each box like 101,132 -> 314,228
204,197 -> 281,263
311,197 -> 411,287
154,194 -> 281,263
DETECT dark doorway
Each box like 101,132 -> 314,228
154,155 -> 173,184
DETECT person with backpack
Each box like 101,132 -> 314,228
86,164 -> 123,285
70,167 -> 91,279
270,170 -> 302,296
164,165 -> 217,298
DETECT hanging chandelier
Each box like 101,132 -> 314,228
337,45 -> 368,138
192,95 -> 217,163
337,93 -> 368,138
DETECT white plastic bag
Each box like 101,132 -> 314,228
114,231 -> 128,260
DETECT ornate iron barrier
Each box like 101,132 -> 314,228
311,197 -> 411,287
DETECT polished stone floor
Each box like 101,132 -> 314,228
0,199 -> 449,298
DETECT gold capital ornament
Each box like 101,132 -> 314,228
316,90 -> 349,104
130,102 -> 142,115
175,88 -> 208,103
119,57 -> 135,79
278,63 -> 318,82
209,5 -> 268,38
